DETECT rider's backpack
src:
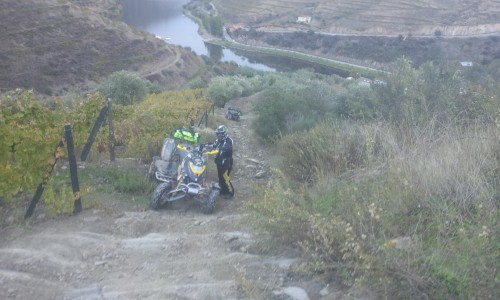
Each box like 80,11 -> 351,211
173,128 -> 200,143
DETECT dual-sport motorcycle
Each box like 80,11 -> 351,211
148,128 -> 220,214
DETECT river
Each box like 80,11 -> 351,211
119,0 -> 349,75
119,0 -> 275,71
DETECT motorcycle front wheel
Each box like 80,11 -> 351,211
202,188 -> 219,214
151,182 -> 172,210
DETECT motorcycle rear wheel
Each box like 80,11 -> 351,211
151,182 -> 172,210
202,188 -> 219,214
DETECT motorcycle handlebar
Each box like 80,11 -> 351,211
177,143 -> 217,156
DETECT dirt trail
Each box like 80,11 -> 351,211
0,101 -> 326,300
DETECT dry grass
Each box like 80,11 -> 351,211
246,119 -> 500,299
401,124 -> 499,212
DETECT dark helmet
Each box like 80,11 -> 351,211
215,124 -> 228,139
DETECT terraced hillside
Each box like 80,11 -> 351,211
0,0 -> 203,95
214,0 -> 500,36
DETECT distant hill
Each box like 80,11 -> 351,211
0,0 -> 203,95
214,0 -> 500,36
206,0 -> 500,80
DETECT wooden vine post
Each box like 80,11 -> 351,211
198,111 -> 208,128
64,123 -> 82,214
107,98 -> 116,162
80,105 -> 108,161
24,140 -> 65,219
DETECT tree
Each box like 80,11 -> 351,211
207,76 -> 243,107
208,16 -> 223,37
99,71 -> 149,105
201,15 -> 223,37
374,57 -> 425,124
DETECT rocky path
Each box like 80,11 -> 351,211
0,101 -> 330,300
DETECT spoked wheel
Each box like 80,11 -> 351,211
151,182 -> 172,210
202,188 -> 219,214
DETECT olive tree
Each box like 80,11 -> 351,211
99,71 -> 149,105
207,76 -> 243,107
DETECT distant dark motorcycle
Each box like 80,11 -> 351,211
148,129 -> 220,214
225,107 -> 241,121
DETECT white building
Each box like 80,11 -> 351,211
297,16 -> 312,24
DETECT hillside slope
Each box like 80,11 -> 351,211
214,0 -> 500,36
0,100 -> 351,300
0,0 -> 203,95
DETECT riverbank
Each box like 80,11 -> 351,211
183,2 -> 384,78
207,37 -> 384,78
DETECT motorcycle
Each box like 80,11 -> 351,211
225,107 -> 241,121
149,130 -> 220,214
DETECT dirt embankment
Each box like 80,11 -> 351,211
0,0 -> 203,95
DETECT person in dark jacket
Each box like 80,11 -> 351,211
205,125 -> 234,198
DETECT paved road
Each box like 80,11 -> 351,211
257,29 -> 500,39
220,26 -> 386,74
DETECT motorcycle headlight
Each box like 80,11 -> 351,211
189,161 -> 206,175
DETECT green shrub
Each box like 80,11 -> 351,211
108,170 -> 154,194
371,58 -> 500,127
253,73 -> 337,140
98,70 -> 149,105
278,121 -> 393,181
208,76 -> 243,107
79,164 -> 154,195
244,172 -> 311,246
206,74 -> 272,108
43,176 -> 79,215
336,85 -> 378,119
